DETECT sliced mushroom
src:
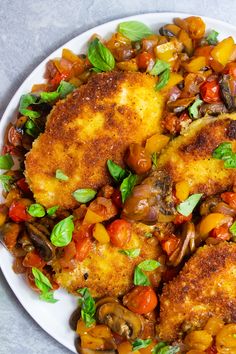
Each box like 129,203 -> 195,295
97,302 -> 143,340
75,338 -> 117,354
18,232 -> 35,252
220,74 -> 236,111
199,102 -> 228,116
95,297 -> 119,309
69,306 -> 81,331
199,196 -> 221,216
26,222 -> 55,262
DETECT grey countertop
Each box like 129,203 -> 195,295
0,1 -> 235,353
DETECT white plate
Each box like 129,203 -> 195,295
0,12 -> 236,353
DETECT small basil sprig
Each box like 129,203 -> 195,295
55,169 -> 69,181
47,205 -> 59,217
0,154 -> 14,170
107,160 -> 127,182
40,80 -> 75,102
50,215 -> 74,247
155,69 -> 170,91
132,338 -> 152,351
19,94 -> 40,119
176,193 -> 203,216
120,173 -> 137,203
230,221 -> 236,236
212,142 -> 236,168
0,175 -> 13,192
25,119 -> 41,138
32,267 -> 58,303
150,59 -> 170,76
134,259 -> 160,286
206,30 -> 219,45
77,287 -> 96,327
188,98 -> 203,119
119,248 -> 140,258
72,188 -> 97,203
152,342 -> 179,354
27,203 -> 46,217
88,38 -> 115,72
152,152 -> 158,167
118,21 -> 153,41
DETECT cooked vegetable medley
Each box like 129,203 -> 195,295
1,16 -> 236,353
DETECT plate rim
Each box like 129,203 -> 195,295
1,11 -> 236,353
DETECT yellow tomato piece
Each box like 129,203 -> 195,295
182,56 -> 207,73
145,134 -> 170,154
175,181 -> 190,202
184,330 -> 213,351
161,72 -> 183,93
178,29 -> 193,56
211,36 -> 235,67
89,325 -> 112,339
93,223 -> 110,244
83,209 -> 104,224
204,317 -> 224,336
62,48 -> 80,63
116,59 -> 138,71
117,341 -> 140,354
199,213 -> 232,236
76,318 -> 94,335
216,324 -> 236,352
80,333 -> 105,350
154,41 -> 177,63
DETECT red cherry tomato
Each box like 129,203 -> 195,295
23,251 -> 46,268
161,235 -> 180,256
224,62 -> 236,78
73,224 -> 93,261
221,192 -> 236,209
200,79 -> 221,103
123,286 -> 158,315
173,213 -> 192,225
107,219 -> 131,247
50,71 -> 69,88
136,51 -> 153,70
9,200 -> 31,222
111,189 -> 122,209
16,178 -> 31,194
210,223 -> 231,241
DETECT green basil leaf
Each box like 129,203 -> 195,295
40,91 -> 60,102
230,221 -> 236,236
55,169 -> 69,181
118,21 -> 153,41
0,174 -> 12,192
176,193 -> 203,216
72,188 -> 97,203
57,80 -> 76,98
50,215 -> 74,247
155,69 -> 170,91
206,30 -> 219,45
77,287 -> 96,327
152,345 -> 180,354
144,232 -> 153,238
212,142 -> 233,160
152,152 -> 158,167
0,154 -> 14,170
47,205 -> 59,216
120,173 -> 137,203
152,342 -> 167,353
88,38 -> 115,72
107,160 -> 127,182
27,203 -> 45,217
19,94 -> 40,119
223,154 -> 236,168
25,119 -> 40,138
32,267 -> 53,293
39,291 -> 58,303
188,98 -> 203,119
138,259 -> 160,271
134,266 -> 150,286
132,338 -> 152,351
119,248 -> 141,258
150,60 -> 170,76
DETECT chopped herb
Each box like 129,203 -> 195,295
77,287 -> 96,327
27,203 -> 45,217
134,259 -> 160,286
72,188 -> 97,203
120,173 -> 137,203
212,142 -> 236,168
188,98 -> 203,119
119,248 -> 141,258
144,232 -> 153,238
0,154 -> 14,170
152,343 -> 179,354
47,205 -> 59,216
150,59 -> 170,76
25,119 -> 40,138
56,80 -> 75,99
176,193 -> 203,216
118,21 -> 153,41
132,338 -> 152,351
155,69 -> 170,91
152,152 -> 158,167
50,215 -> 74,247
32,267 -> 58,303
55,169 -> 69,181
206,30 -> 219,45
230,221 -> 236,236
88,38 -> 115,72
19,94 -> 40,119
40,91 -> 59,102
138,259 -> 160,271
107,160 -> 127,182
0,175 -> 12,192
39,291 -> 58,303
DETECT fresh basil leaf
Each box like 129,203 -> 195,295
230,221 -> 236,236
206,30 -> 219,45
57,80 -> 75,98
119,248 -> 141,258
152,152 -> 158,167
19,94 -> 40,119
88,38 -> 115,72
152,342 -> 167,353
132,338 -> 152,351
40,91 -> 60,102
0,154 -> 14,170
32,267 -> 53,293
55,169 -> 69,181
0,175 -> 12,192
47,205 -> 59,216
39,291 -> 58,303
212,142 -> 232,160
144,232 -> 153,238
176,193 -> 203,216
25,119 -> 40,138
107,160 -> 127,182
138,259 -> 160,271
224,154 -> 236,168
118,21 -> 153,41
72,188 -> 97,203
188,98 -> 203,119
150,60 -> 170,76
152,345 -> 179,354
134,266 -> 150,286
77,287 -> 96,327
50,215 -> 74,247
120,173 -> 137,203
27,203 -> 45,217
155,69 -> 170,91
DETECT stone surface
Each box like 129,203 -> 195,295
0,0 -> 235,353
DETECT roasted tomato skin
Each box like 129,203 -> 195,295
73,224 -> 93,261
123,286 -> 158,315
107,219 -> 131,248
125,143 -> 152,175
9,200 -> 31,222
221,192 -> 236,209
200,80 -> 221,103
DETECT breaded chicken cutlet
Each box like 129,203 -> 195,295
25,71 -> 164,209
159,242 -> 236,341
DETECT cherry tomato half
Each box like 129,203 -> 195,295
221,192 -> 236,209
210,223 -> 231,241
23,251 -> 46,268
107,219 -> 131,248
9,200 -> 31,222
136,51 -> 153,70
161,235 -> 180,256
73,224 -> 93,261
200,79 -> 221,103
123,286 -> 158,315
